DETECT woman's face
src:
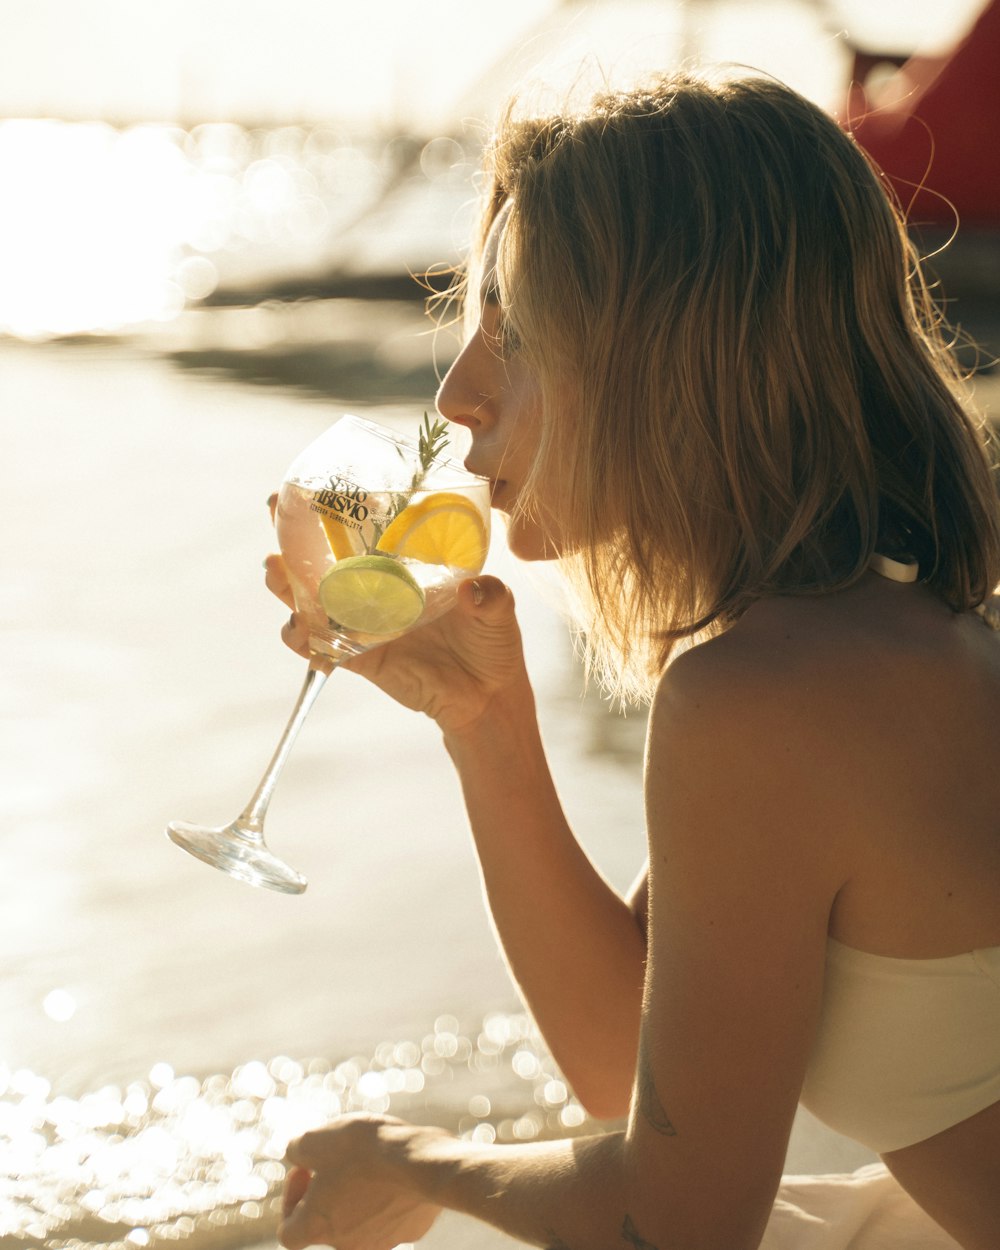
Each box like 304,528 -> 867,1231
435,203 -> 560,561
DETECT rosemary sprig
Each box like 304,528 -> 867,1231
368,412 -> 450,550
396,411 -> 449,505
417,411 -> 450,474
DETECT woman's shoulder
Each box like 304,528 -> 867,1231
649,582 -> 970,771
654,594 -> 850,732
651,580 -> 1000,808
644,597 -> 856,894
646,600 -> 850,830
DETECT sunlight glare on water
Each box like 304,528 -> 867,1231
0,119 -> 473,340
0,120 -> 194,337
0,2 -> 982,341
0,1013 -> 590,1249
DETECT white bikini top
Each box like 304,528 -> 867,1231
798,552 -> 1000,1154
800,940 -> 1000,1153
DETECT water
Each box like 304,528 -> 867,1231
5,0 -> 986,343
0,334 -> 649,1247
0,117 -> 483,340
0,1009 -> 586,1249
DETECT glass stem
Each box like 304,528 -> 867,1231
237,663 -> 331,836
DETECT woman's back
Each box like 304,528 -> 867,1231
715,568 -> 1000,1247
721,567 -> 1000,953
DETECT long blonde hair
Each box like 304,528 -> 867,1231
456,72 -> 1000,702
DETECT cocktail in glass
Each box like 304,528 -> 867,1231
166,413 -> 490,894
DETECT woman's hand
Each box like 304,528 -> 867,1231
263,552 -> 529,737
277,1115 -> 445,1250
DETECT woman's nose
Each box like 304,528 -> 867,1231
435,336 -> 493,431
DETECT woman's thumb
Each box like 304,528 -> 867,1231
460,575 -> 514,618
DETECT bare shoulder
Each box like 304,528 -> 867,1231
626,602 -> 870,1249
645,600 -> 858,893
655,580 -> 999,760
649,582 -> 1000,915
651,595 -> 849,756
644,584 -> 971,873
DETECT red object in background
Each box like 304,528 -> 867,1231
845,0 -> 1000,229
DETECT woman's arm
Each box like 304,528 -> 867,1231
280,1120 -> 635,1250
443,681 -> 647,1119
269,561 -> 647,1113
279,641 -> 850,1250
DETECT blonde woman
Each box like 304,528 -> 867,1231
266,73 -> 1000,1250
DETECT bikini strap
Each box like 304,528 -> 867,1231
868,552 -> 919,583
868,553 -> 998,629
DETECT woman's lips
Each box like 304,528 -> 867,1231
464,460 -> 508,508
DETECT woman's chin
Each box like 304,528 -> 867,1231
502,513 -> 563,562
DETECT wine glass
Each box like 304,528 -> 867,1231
166,413 -> 490,894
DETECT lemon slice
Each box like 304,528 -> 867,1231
376,491 -> 488,571
318,555 -> 425,635
318,510 -> 358,560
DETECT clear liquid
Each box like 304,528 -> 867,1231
275,480 -> 476,660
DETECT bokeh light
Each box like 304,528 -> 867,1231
0,119 -> 476,340
42,988 -> 78,1023
0,1012 -> 593,1247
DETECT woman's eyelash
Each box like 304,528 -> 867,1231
499,318 -> 522,353
486,311 -> 521,355
482,293 -> 521,355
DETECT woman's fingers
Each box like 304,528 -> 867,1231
265,551 -> 324,663
282,1164 -> 312,1218
264,553 -> 295,609
264,542 -> 310,657
281,611 -> 311,658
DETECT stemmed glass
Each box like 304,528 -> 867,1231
166,413 -> 490,894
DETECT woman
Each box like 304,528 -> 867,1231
266,72 -> 1000,1250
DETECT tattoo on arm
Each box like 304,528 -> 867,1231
622,1214 -> 660,1249
637,1033 -> 677,1137
543,1216 -> 660,1250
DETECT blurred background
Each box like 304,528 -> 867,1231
2,2 -> 998,1247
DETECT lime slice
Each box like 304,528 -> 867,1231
376,491 -> 488,572
318,555 -> 425,635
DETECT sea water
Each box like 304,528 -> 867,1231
0,1010 -> 591,1248
0,338 -> 647,1248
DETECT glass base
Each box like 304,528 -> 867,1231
306,629 -> 369,664
166,820 -> 307,895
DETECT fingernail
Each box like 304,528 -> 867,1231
471,580 -> 485,606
